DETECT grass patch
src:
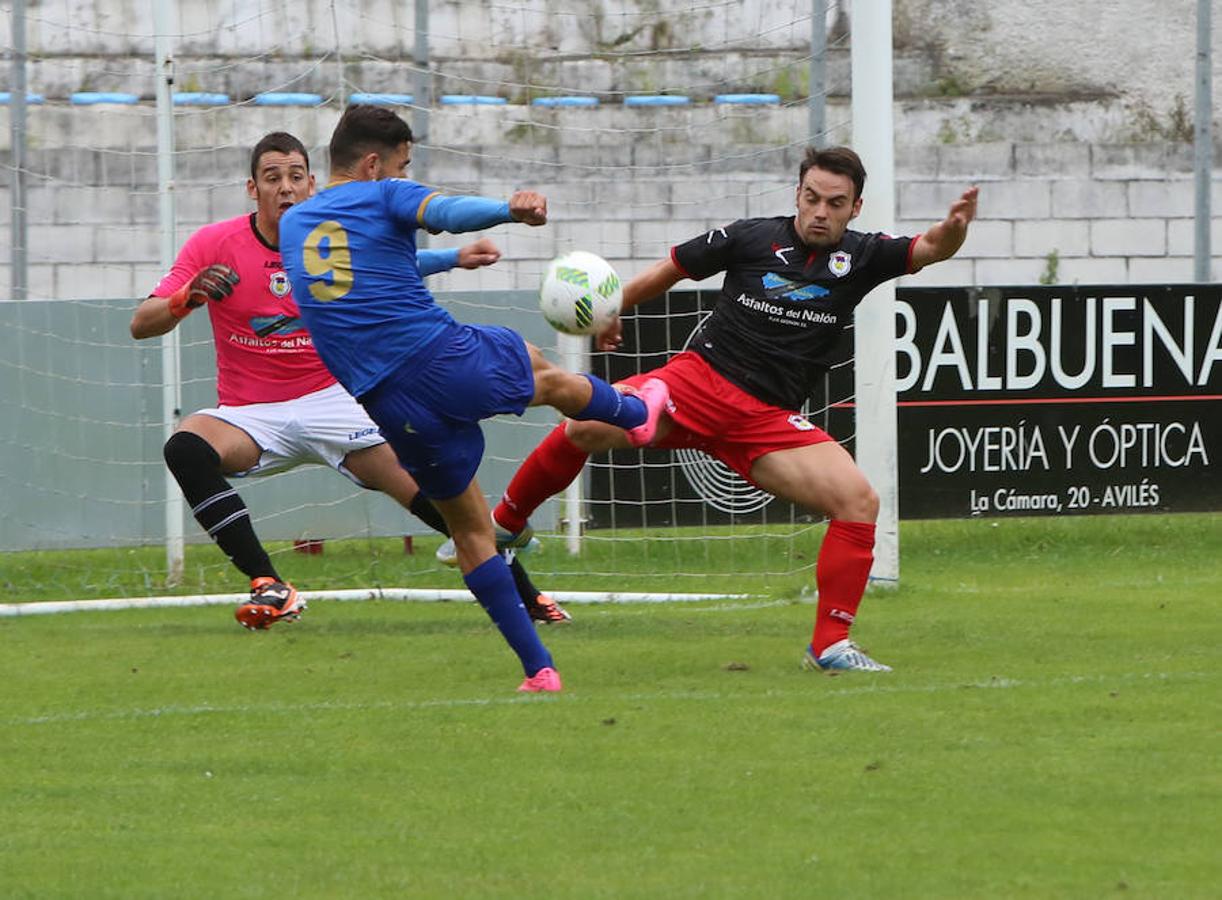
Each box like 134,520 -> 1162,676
1,514 -> 1218,896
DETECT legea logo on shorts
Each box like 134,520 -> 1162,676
788,414 -> 816,431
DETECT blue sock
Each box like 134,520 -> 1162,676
571,374 -> 646,429
463,556 -> 553,676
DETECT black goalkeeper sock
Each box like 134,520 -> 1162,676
409,492 -> 451,536
411,491 -> 540,601
163,431 -> 279,581
508,556 -> 542,602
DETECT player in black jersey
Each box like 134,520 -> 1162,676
493,146 -> 977,671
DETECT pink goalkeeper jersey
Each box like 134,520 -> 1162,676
154,214 -> 336,406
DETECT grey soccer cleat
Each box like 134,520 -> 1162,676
802,639 -> 892,672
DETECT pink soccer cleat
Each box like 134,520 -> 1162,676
517,667 -> 563,693
624,377 -> 672,448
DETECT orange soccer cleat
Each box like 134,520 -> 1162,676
235,577 -> 307,630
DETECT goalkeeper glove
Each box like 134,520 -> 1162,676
167,264 -> 240,319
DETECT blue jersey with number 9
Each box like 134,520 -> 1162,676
281,179 -> 458,398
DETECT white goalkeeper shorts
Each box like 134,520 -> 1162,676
195,382 -> 385,486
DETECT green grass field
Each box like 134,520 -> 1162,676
2,515 -> 1219,898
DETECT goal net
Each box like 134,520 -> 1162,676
1,0 -> 881,599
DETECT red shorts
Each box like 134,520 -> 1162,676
618,351 -> 834,483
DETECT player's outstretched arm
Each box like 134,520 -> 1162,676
130,264 -> 240,339
416,239 -> 502,278
595,256 -> 685,352
506,191 -> 547,226
419,192 -> 547,235
911,185 -> 979,271
455,237 -> 501,268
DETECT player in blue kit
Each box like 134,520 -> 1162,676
280,104 -> 670,693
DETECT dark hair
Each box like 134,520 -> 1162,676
249,132 -> 310,180
329,104 -> 414,171
799,146 -> 866,200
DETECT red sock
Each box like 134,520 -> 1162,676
494,423 -> 590,533
810,519 -> 876,656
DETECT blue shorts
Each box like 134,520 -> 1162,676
359,323 -> 534,499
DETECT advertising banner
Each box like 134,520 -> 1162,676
895,284 -> 1221,518
588,285 -> 1222,524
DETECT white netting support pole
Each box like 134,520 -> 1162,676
809,0 -> 827,142
1194,0 -> 1213,281
9,0 -> 29,300
850,0 -> 899,586
411,0 -> 431,205
155,0 -> 184,584
560,332 -> 587,555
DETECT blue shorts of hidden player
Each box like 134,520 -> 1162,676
359,323 -> 534,500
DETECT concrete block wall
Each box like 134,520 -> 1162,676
2,99 -> 1219,301
4,0 -> 840,102
7,0 -> 1214,124
895,140 -> 1222,289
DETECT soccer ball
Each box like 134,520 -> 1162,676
538,251 -> 623,335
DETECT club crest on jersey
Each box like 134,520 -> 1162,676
787,414 -> 816,431
829,251 -> 852,277
268,270 -> 291,297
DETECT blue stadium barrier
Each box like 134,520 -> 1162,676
531,96 -> 599,108
349,93 -> 415,105
0,92 -> 45,104
714,93 -> 781,105
173,92 -> 230,106
71,92 -> 139,105
624,95 -> 690,107
253,92 -> 324,106
440,95 -> 508,106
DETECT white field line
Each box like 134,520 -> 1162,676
586,598 -> 797,616
7,670 -> 1210,729
0,588 -> 753,618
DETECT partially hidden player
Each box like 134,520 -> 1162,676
130,131 -> 572,633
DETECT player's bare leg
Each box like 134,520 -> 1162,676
346,445 -> 569,623
432,479 -> 561,692
524,344 -> 671,447
342,443 -> 420,508
168,415 -> 304,629
492,384 -> 676,538
491,349 -> 671,541
179,414 -> 263,474
750,442 -> 890,672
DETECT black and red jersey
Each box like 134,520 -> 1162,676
671,216 -> 916,410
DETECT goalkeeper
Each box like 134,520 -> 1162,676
490,146 -> 978,673
130,131 -> 571,630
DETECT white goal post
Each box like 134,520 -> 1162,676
850,0 -> 900,585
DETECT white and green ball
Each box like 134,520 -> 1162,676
538,250 -> 623,336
